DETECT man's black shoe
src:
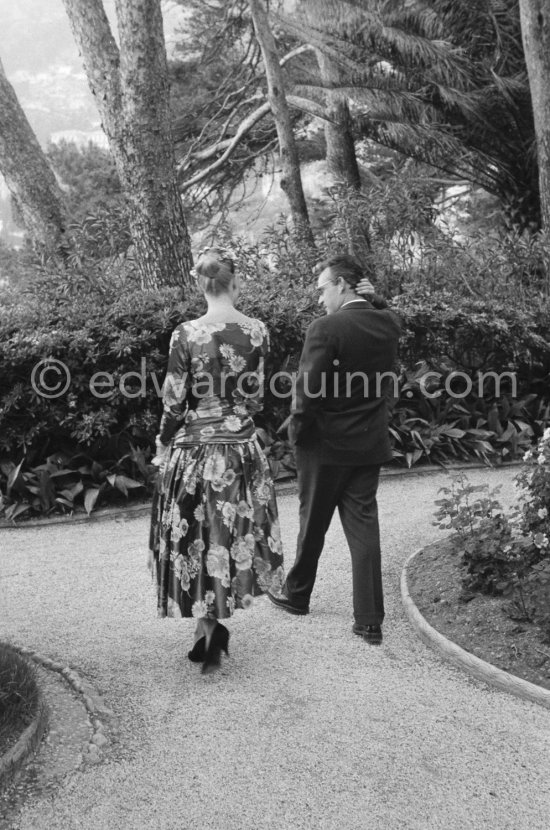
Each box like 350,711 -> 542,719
352,623 -> 382,645
267,590 -> 309,616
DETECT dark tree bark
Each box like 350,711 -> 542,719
315,50 -> 361,190
519,0 -> 550,235
0,58 -> 68,257
61,0 -> 193,289
249,0 -> 315,246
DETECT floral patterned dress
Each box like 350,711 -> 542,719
149,318 -> 285,619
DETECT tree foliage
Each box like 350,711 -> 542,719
171,0 -> 310,223
47,140 -> 123,221
279,0 -> 539,229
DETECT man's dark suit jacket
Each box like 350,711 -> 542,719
290,299 -> 401,466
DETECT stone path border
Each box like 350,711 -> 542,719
401,547 -> 550,711
1,645 -> 116,774
0,652 -> 49,789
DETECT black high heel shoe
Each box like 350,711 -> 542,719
188,618 -> 208,662
202,622 -> 230,675
187,636 -> 206,662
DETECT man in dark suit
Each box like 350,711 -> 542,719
268,254 -> 401,644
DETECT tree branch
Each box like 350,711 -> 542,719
180,101 -> 272,188
286,94 -> 334,122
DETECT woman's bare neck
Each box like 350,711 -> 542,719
196,301 -> 249,324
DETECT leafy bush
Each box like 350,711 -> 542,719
433,473 -> 518,594
0,234 -> 316,518
516,427 -> 550,542
0,273 -> 190,460
2,221 -> 550,520
434,433 -> 550,638
0,445 -> 150,522
324,171 -> 550,301
391,361 -> 546,468
394,288 -> 550,388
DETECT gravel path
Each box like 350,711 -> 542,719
1,467 -> 549,830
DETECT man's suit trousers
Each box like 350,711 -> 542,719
284,446 -> 384,625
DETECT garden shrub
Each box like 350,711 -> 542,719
1,224 -> 550,519
394,287 -> 550,389
0,239 -> 317,517
434,431 -> 550,639
324,172 -> 550,301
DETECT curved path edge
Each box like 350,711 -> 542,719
0,654 -> 49,788
0,643 -> 116,780
401,547 -> 550,711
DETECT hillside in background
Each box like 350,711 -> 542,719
0,0 -> 190,246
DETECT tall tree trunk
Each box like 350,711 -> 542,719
519,0 -> 550,234
62,0 -> 193,289
0,58 -> 68,258
249,0 -> 315,246
315,50 -> 361,189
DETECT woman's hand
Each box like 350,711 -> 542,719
152,435 -> 171,475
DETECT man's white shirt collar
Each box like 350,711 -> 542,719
341,298 -> 367,308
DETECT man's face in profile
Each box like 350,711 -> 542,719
317,267 -> 341,315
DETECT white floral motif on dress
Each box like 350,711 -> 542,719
196,398 -> 223,419
239,320 -> 266,348
217,500 -> 237,528
253,479 -> 272,505
231,534 -> 255,571
199,426 -> 216,440
236,500 -> 254,519
171,516 -> 189,544
185,321 -> 226,345
206,545 -> 231,587
223,415 -> 243,432
174,554 -> 190,591
267,518 -> 282,552
203,451 -> 226,481
219,343 -> 247,372
222,469 -> 236,486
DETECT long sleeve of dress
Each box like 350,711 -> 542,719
158,326 -> 191,445
230,328 -> 268,418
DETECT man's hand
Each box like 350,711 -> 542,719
356,277 -> 375,295
356,277 -> 388,309
276,415 -> 291,438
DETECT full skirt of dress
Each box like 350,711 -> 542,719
149,437 -> 284,618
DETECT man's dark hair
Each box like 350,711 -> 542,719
314,253 -> 375,288
315,252 -> 388,309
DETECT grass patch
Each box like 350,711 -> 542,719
0,645 -> 40,756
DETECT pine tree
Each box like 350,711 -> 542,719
283,0 -> 539,229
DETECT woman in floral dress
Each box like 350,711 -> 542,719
149,248 -> 284,673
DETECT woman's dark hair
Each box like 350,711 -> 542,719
195,248 -> 235,296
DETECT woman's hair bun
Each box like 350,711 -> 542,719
194,247 -> 235,296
